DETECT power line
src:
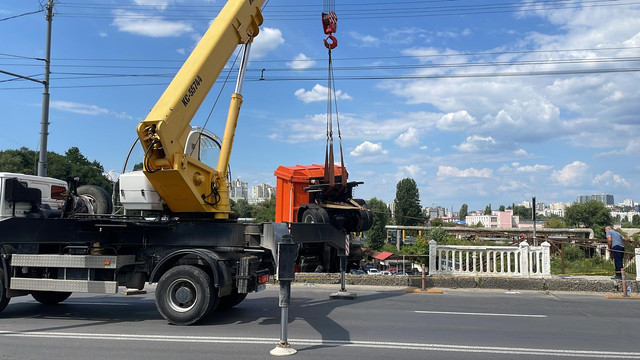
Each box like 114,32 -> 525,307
2,67 -> 638,90
0,9 -> 44,22
2,45 -> 638,65
53,0 -> 640,20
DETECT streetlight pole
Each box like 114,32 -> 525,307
37,0 -> 54,177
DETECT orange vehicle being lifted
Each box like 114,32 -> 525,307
274,164 -> 372,233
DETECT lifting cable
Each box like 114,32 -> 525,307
321,1 -> 346,194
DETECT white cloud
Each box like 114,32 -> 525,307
395,127 -> 420,148
286,53 -> 316,70
294,84 -> 352,103
593,170 -> 630,188
349,31 -> 379,47
133,0 -> 172,10
111,10 -> 193,37
250,27 -> 284,59
50,100 -> 133,120
437,110 -> 477,131
516,164 -> 553,173
437,166 -> 492,178
498,179 -> 528,192
453,135 -> 496,152
551,161 -> 588,185
399,164 -> 424,178
350,141 -> 387,157
50,101 -> 109,116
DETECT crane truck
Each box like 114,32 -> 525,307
0,0 -> 371,325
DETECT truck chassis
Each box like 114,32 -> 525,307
0,216 -> 345,325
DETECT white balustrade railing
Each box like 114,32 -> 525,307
428,240 -> 551,277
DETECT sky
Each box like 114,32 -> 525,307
0,0 -> 639,211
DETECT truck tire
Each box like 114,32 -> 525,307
217,289 -> 247,311
300,205 -> 330,224
155,265 -> 216,325
77,185 -> 113,214
31,291 -> 72,305
0,269 -> 9,313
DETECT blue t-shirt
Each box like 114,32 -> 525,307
607,229 -> 624,248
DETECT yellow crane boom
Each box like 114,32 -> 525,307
137,0 -> 264,217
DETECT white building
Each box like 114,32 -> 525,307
465,210 -> 519,229
619,199 -> 636,208
249,183 -> 275,204
229,179 -> 248,201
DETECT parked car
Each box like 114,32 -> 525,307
350,269 -> 366,275
380,270 -> 392,276
367,268 -> 381,275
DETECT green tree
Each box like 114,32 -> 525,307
484,204 -> 492,215
253,196 -> 276,222
512,205 -> 532,219
633,214 -> 640,226
394,178 -> 423,226
0,147 -> 111,193
459,203 -> 468,221
366,197 -> 389,251
565,200 -> 612,237
499,205 -> 505,211
544,217 -> 567,228
231,198 -> 254,218
0,147 -> 38,174
430,217 -> 444,227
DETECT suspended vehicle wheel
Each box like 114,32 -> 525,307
32,291 -> 72,305
299,204 -> 330,224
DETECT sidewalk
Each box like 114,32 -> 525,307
293,273 -> 636,294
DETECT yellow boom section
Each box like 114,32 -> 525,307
137,0 -> 264,216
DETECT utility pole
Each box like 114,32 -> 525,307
37,0 -> 54,177
532,196 -> 537,246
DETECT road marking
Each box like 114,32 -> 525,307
0,331 -> 637,358
415,310 -> 547,318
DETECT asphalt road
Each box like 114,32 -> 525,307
1,284 -> 639,359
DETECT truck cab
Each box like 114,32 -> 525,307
0,172 -> 67,219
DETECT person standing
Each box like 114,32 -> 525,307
606,226 -> 628,280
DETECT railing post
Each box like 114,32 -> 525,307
636,248 -> 640,281
429,240 -> 437,275
519,241 -> 530,277
541,241 -> 551,275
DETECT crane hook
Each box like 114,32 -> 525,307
324,35 -> 338,50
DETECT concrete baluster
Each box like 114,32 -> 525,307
520,241 -> 530,277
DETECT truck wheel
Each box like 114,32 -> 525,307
31,291 -> 72,305
217,290 -> 247,311
300,205 -> 330,224
0,269 -> 9,313
77,185 -> 113,214
155,265 -> 216,325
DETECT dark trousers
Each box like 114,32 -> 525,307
612,245 -> 624,277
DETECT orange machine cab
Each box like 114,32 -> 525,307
274,164 -> 347,223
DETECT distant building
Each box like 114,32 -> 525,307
619,199 -> 636,208
519,200 -> 532,208
576,193 -> 614,205
229,179 -> 248,201
425,206 -> 448,219
465,210 -> 519,229
249,183 -> 275,204
545,202 -> 570,217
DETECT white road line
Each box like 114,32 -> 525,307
415,310 -> 547,318
0,331 -> 637,358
